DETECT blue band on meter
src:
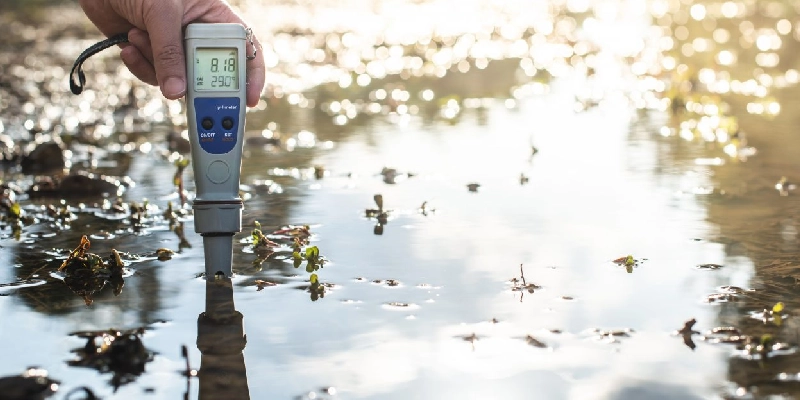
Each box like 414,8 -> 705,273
193,97 -> 240,154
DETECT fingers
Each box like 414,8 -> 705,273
85,0 -> 266,106
245,34 -> 266,107
120,45 -> 158,85
142,0 -> 187,99
127,28 -> 155,64
79,0 -> 133,38
119,28 -> 157,85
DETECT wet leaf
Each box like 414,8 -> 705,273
59,235 -> 91,271
254,279 -> 277,291
58,236 -> 130,305
9,202 -> 20,218
156,248 -> 174,261
678,318 -> 698,335
773,302 -> 785,313
613,255 -> 635,267
110,249 -> 124,272
525,335 -> 547,348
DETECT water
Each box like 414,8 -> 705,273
1,1 -> 800,399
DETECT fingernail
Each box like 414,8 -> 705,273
162,77 -> 186,99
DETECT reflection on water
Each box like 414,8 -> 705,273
196,277 -> 249,400
657,0 -> 800,398
0,0 -> 799,399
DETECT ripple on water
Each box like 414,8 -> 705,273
370,278 -> 402,288
584,328 -> 635,344
0,278 -> 46,294
704,286 -> 754,303
382,302 -> 420,310
415,283 -> 442,290
88,231 -> 116,240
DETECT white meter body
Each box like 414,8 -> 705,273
184,23 -> 247,277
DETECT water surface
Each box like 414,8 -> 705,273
1,1 -> 799,399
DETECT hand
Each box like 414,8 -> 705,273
79,0 -> 265,107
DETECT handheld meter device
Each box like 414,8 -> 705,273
185,24 -> 248,278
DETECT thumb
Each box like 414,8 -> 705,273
143,0 -> 186,99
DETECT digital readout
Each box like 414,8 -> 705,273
194,48 -> 238,91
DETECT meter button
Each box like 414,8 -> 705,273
207,160 -> 230,184
221,117 -> 234,130
201,117 -> 214,130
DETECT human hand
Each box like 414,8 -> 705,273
79,0 -> 265,107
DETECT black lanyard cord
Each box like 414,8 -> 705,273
69,33 -> 129,95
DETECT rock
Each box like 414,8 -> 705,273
26,172 -> 125,198
20,142 -> 64,173
0,368 -> 59,400
167,130 -> 191,154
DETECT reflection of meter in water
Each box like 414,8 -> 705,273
184,24 -> 247,277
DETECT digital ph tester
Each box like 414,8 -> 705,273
69,23 -> 251,278
185,23 -> 248,278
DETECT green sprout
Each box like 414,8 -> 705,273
613,255 -> 645,273
293,245 -> 324,273
173,157 -> 190,206
772,302 -> 785,327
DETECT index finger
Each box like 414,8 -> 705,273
142,0 -> 187,99
244,31 -> 266,107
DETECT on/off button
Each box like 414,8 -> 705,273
201,117 -> 214,130
207,160 -> 230,184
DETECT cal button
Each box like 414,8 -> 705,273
222,117 -> 234,130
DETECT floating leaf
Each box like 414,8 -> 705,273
305,246 -> 319,259
156,248 -> 174,261
60,235 -> 91,271
254,279 -> 276,291
110,249 -> 124,272
773,302 -> 785,313
625,255 -> 634,267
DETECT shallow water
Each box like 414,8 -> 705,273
2,1 -> 800,399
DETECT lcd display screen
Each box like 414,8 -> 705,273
194,48 -> 239,91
